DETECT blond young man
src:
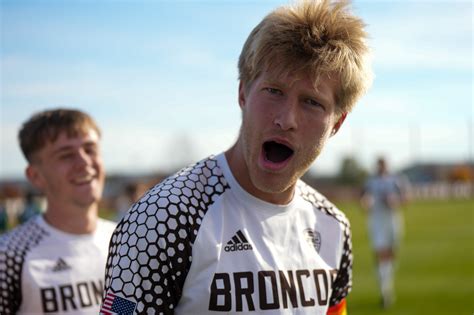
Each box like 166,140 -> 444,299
102,1 -> 372,314
0,109 -> 116,314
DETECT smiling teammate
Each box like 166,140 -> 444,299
102,1 -> 372,314
0,109 -> 116,314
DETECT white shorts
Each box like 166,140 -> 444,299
369,209 -> 403,251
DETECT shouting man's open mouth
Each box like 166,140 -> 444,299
261,140 -> 294,171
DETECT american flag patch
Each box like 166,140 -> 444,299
100,292 -> 136,315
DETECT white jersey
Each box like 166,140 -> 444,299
0,215 -> 116,314
102,153 -> 352,315
364,174 -> 405,213
364,174 -> 408,250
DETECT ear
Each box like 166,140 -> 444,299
331,112 -> 347,136
25,164 -> 46,192
238,81 -> 246,109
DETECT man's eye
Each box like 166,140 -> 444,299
265,87 -> 283,95
59,153 -> 74,160
306,98 -> 325,110
85,148 -> 97,155
84,144 -> 98,156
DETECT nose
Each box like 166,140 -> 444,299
273,99 -> 298,131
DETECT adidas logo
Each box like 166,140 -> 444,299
52,258 -> 71,272
224,230 -> 253,252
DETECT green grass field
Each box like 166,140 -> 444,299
336,198 -> 474,315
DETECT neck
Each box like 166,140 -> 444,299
225,143 -> 295,205
43,203 -> 99,234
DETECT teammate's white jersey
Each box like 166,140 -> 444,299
364,174 -> 408,250
364,175 -> 405,212
0,215 -> 116,314
102,153 -> 353,315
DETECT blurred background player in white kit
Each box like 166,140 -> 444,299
0,108 -> 116,314
361,156 -> 411,308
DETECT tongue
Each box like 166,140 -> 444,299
265,142 -> 293,163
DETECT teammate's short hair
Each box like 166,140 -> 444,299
19,108 -> 101,163
238,0 -> 372,114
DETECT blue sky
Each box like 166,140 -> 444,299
1,0 -> 472,179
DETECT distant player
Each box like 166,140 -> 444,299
0,109 -> 116,314
102,0 -> 372,314
361,157 -> 410,308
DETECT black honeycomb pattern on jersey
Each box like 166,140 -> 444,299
0,217 -> 49,314
104,156 -> 229,314
297,182 -> 353,306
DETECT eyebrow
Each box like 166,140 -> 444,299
261,79 -> 285,88
52,141 -> 98,155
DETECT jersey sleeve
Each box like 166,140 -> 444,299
0,238 -> 22,314
102,158 -> 228,314
329,218 -> 353,307
0,219 -> 48,314
102,191 -> 195,314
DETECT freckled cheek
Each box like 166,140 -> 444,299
315,116 -> 334,134
304,123 -> 332,145
247,108 -> 272,130
260,106 -> 278,127
301,114 -> 327,130
262,114 -> 274,128
249,98 -> 273,118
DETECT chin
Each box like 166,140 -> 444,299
76,182 -> 103,200
251,172 -> 295,195
75,191 -> 101,207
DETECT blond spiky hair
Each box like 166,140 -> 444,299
238,0 -> 372,113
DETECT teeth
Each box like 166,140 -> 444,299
73,174 -> 95,184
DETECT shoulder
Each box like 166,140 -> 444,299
131,155 -> 229,215
117,155 -> 230,237
0,216 -> 49,253
296,180 -> 350,229
0,217 -> 49,286
154,155 -> 227,197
